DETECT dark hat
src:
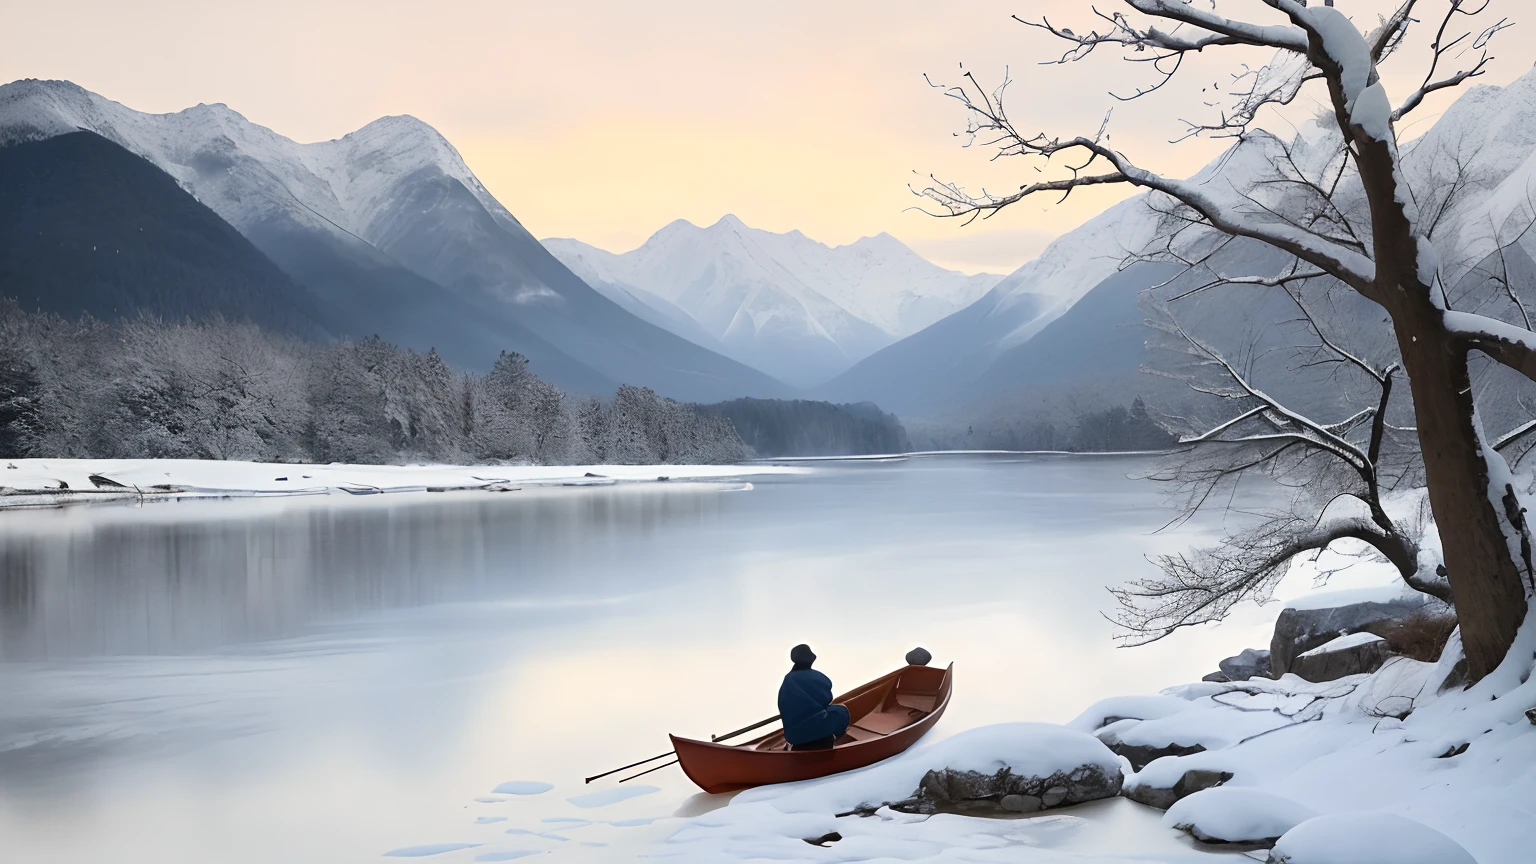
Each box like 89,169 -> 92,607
790,644 -> 816,667
905,647 -> 932,666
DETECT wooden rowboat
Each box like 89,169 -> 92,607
671,663 -> 953,794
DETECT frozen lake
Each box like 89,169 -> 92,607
0,454 -> 1281,863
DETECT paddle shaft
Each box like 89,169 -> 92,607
711,713 -> 781,742
585,751 -> 674,784
619,758 -> 678,783
585,713 -> 784,784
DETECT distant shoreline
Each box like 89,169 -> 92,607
751,449 -> 1178,462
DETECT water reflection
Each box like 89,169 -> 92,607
0,484 -> 731,659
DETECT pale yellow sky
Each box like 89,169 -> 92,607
3,1 -> 1530,273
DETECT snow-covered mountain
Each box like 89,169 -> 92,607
0,79 -> 787,402
544,217 -> 999,386
824,65 -> 1536,421
815,170 -> 1165,413
1416,69 -> 1536,283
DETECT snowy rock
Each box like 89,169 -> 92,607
997,794 -> 1042,812
1163,787 -> 1318,845
1270,594 -> 1433,676
1268,813 -> 1477,864
1220,649 -> 1273,682
1290,633 -> 1393,683
775,724 -> 1126,816
1099,738 -> 1206,772
1123,768 -> 1233,810
894,760 -> 1121,815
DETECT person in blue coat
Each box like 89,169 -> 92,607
777,644 -> 850,750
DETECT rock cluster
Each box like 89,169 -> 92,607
1269,596 -> 1433,677
889,763 -> 1123,815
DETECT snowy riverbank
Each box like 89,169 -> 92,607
0,458 -> 810,510
648,608 -> 1536,863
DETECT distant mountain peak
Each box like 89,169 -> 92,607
545,216 -> 1002,386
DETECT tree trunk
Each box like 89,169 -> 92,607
1393,301 -> 1530,680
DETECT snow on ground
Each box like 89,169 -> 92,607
1064,696 -> 1199,733
651,610 -> 1536,863
0,458 -> 808,509
1269,813 -> 1477,864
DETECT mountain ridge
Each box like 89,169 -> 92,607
0,78 -> 786,403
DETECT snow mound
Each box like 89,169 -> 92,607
1298,632 -> 1385,658
1163,787 -> 1318,844
1271,813 -> 1477,864
733,723 -> 1120,815
1066,695 -> 1198,732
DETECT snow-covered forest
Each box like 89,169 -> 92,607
0,299 -> 746,465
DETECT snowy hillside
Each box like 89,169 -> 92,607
825,66 -> 1536,419
545,216 -> 999,387
0,79 -> 787,403
1421,69 -> 1536,281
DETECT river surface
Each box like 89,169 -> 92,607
0,455 -> 1281,863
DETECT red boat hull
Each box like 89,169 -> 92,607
671,663 -> 952,794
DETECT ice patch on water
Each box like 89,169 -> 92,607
503,829 -> 537,835
608,818 -> 655,827
474,817 -> 506,825
474,852 -> 542,862
383,843 -> 481,857
580,842 -> 607,848
473,797 -> 505,804
540,817 -> 591,826
492,781 -> 553,796
565,785 -> 660,809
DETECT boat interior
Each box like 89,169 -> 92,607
751,664 -> 950,751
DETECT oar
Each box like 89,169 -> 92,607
585,751 -> 674,784
711,713 -> 780,742
585,713 -> 785,784
618,758 -> 677,783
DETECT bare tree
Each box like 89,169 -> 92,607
920,0 -> 1530,680
1114,280 -> 1453,644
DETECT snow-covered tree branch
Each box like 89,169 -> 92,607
1117,280 -> 1451,644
